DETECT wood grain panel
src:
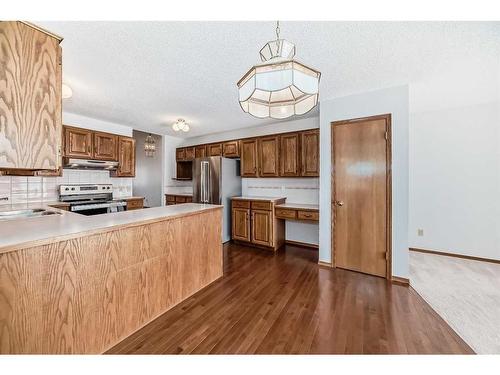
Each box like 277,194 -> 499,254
0,208 -> 223,353
258,135 -> 280,177
93,132 -> 118,161
232,208 -> 250,242
208,143 -> 222,156
301,129 -> 319,176
112,136 -> 135,177
251,210 -> 272,247
64,126 -> 93,158
0,21 -> 62,170
184,147 -> 195,161
240,139 -> 258,177
280,133 -> 300,176
195,145 -> 207,158
222,140 -> 240,158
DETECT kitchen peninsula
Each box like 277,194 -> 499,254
0,203 -> 223,354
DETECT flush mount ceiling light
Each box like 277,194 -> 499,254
62,83 -> 72,99
172,118 -> 190,132
237,21 -> 321,120
144,134 -> 156,157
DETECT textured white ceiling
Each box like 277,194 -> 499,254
38,21 -> 500,138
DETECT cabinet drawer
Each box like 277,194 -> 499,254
166,195 -> 176,202
275,208 -> 297,220
185,196 -> 192,203
127,199 -> 143,210
175,196 -> 187,203
297,210 -> 319,221
232,200 -> 250,209
251,201 -> 272,211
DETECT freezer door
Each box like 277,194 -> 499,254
192,157 -> 221,204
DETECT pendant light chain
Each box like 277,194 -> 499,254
275,21 -> 281,54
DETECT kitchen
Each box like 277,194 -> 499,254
1,14 -> 499,363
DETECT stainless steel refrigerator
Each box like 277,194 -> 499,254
192,156 -> 241,243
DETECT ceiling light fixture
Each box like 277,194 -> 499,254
237,21 -> 321,120
172,119 -> 190,132
62,83 -> 73,99
144,134 -> 156,157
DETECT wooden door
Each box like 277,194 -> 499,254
115,137 -> 136,177
240,139 -> 258,177
208,143 -> 223,156
258,135 -> 279,177
93,132 -> 118,161
251,210 -> 273,247
0,22 -> 62,170
232,208 -> 251,242
195,145 -> 208,158
280,133 -> 300,176
223,141 -> 240,158
301,129 -> 320,176
64,126 -> 93,159
332,115 -> 391,278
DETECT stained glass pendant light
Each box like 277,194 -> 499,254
237,21 -> 321,119
144,134 -> 156,157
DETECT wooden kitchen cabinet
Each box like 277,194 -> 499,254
223,140 -> 240,158
64,126 -> 94,159
185,147 -> 195,161
240,139 -> 259,177
112,137 -> 136,177
280,132 -> 300,176
258,135 -> 280,177
232,207 -> 251,242
176,148 -> 186,161
208,143 -> 223,156
301,129 -> 320,177
125,197 -> 144,211
93,131 -> 118,161
231,197 -> 285,251
0,22 -> 63,173
195,145 -> 208,158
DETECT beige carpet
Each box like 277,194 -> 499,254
410,251 -> 500,354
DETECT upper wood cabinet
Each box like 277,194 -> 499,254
279,133 -> 300,177
112,137 -> 136,177
258,135 -> 280,177
240,139 -> 258,177
176,148 -> 186,161
223,140 -> 240,158
301,129 -> 320,177
195,145 -> 208,158
0,21 -> 62,172
185,147 -> 195,161
93,132 -> 118,161
208,143 -> 223,156
64,126 -> 93,159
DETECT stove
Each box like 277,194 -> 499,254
59,184 -> 127,216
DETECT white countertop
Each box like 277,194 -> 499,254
275,203 -> 319,210
0,203 -> 222,254
231,196 -> 286,202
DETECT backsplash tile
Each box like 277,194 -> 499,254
0,169 -> 133,206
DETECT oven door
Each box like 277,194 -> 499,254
71,206 -> 110,216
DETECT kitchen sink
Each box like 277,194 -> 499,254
0,208 -> 61,221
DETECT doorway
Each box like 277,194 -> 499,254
331,114 -> 392,279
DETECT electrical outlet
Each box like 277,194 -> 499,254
417,229 -> 424,236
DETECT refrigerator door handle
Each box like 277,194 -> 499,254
201,161 -> 209,203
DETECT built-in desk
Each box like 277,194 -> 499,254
275,203 -> 319,222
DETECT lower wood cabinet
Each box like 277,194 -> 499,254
231,197 -> 285,251
125,197 -> 144,211
165,194 -> 193,205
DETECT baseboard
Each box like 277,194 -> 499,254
285,240 -> 319,249
410,247 -> 500,265
391,276 -> 410,286
318,260 -> 333,268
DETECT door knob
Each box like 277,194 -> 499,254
335,200 -> 344,207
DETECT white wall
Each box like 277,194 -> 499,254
63,112 -> 133,137
409,62 -> 500,261
242,177 -> 319,245
179,116 -> 319,146
319,85 -> 410,278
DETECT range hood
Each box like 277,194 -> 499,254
63,158 -> 119,170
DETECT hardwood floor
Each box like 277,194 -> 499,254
107,243 -> 473,354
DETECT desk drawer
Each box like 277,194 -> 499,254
275,208 -> 297,220
297,210 -> 319,221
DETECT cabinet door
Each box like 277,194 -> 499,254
195,145 -> 208,158
208,143 -> 223,156
258,135 -> 280,177
93,132 -> 118,161
0,22 -> 62,170
64,126 -> 93,159
223,140 -> 240,158
301,129 -> 320,176
240,139 -> 258,177
232,208 -> 251,242
251,210 -> 273,247
176,148 -> 186,161
185,147 -> 195,161
280,133 -> 300,176
115,137 -> 136,177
